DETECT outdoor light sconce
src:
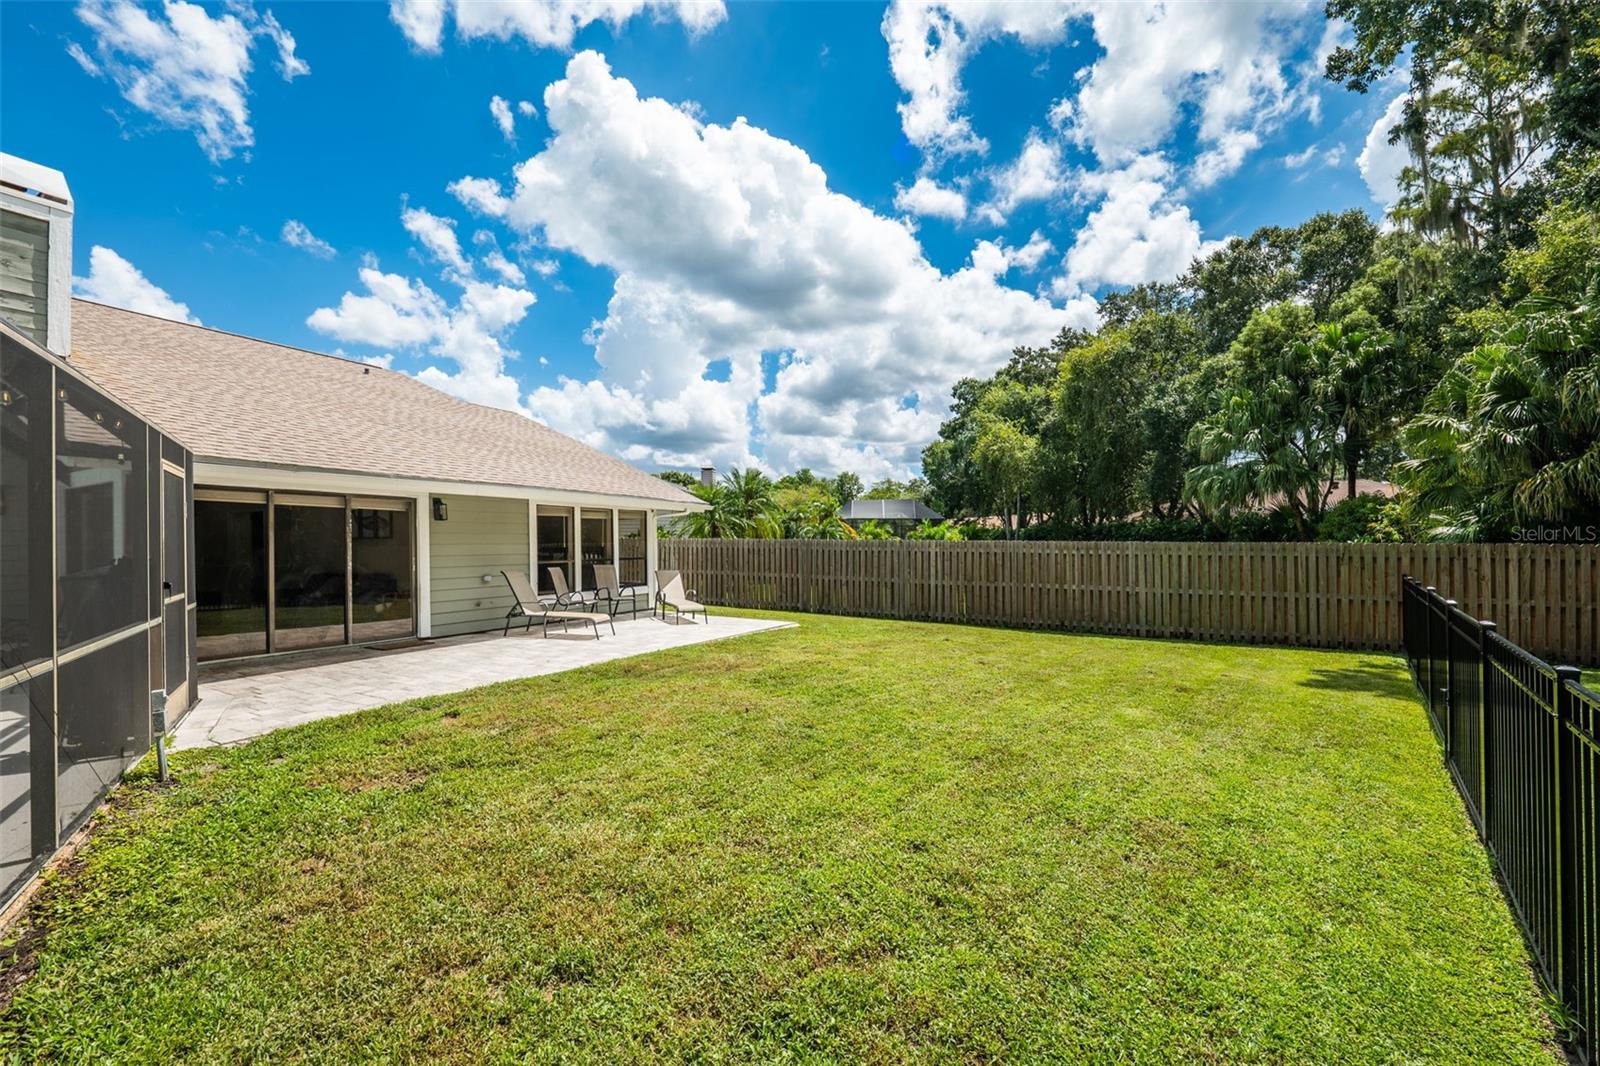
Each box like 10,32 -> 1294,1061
432,497 -> 448,522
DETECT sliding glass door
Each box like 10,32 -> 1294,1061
195,489 -> 415,659
351,499 -> 414,642
273,495 -> 347,652
194,492 -> 267,658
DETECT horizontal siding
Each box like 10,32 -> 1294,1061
428,495 -> 528,637
0,208 -> 49,343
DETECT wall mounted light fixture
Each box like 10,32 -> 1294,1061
432,497 -> 448,522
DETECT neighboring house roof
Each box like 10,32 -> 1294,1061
842,498 -> 944,522
1255,479 -> 1398,512
67,299 -> 699,508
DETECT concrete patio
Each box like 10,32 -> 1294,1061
171,613 -> 794,750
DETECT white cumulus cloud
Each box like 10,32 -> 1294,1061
978,131 -> 1068,224
1359,90 -> 1411,207
881,0 -> 1075,157
893,176 -> 967,221
462,50 -> 1084,476
490,94 -> 516,141
389,0 -> 726,53
73,246 -> 200,323
401,205 -> 471,275
70,0 -> 308,163
307,260 -> 536,413
281,219 -> 336,258
1057,155 -> 1222,295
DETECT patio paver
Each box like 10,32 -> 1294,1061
172,614 -> 792,750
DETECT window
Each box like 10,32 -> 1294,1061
536,506 -> 573,594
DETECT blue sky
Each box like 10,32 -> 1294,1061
0,1 -> 1409,481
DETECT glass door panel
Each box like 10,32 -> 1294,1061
194,494 -> 267,659
273,497 -> 347,651
351,500 -> 414,642
618,510 -> 647,587
536,507 -> 572,595
580,509 -> 612,589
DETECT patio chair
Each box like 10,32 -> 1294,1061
593,564 -> 647,619
655,571 -> 708,625
501,570 -> 613,639
545,566 -> 594,610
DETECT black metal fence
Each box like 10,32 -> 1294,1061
1402,575 -> 1599,1059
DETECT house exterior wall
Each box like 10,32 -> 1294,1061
427,493 -> 530,637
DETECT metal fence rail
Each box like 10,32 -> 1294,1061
1402,575 -> 1596,1060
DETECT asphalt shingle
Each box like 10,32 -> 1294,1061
68,299 -> 699,507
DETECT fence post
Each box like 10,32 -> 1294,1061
1556,664 -> 1583,1006
1479,621 -> 1496,839
1443,598 -> 1458,759
1425,587 -> 1439,731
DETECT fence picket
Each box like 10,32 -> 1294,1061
657,539 -> 1598,664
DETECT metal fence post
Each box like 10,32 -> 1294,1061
1443,597 -> 1458,760
1425,587 -> 1439,731
1480,620 -> 1496,838
1556,665 -> 1583,1006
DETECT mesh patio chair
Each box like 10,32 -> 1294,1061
545,566 -> 595,610
501,570 -> 613,638
593,564 -> 647,618
654,570 -> 708,625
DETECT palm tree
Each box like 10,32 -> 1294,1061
720,467 -> 782,538
1305,323 -> 1401,498
1186,347 -> 1343,539
670,483 -> 747,538
1400,269 -> 1600,535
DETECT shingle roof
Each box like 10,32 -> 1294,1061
67,299 -> 699,508
842,498 -> 943,522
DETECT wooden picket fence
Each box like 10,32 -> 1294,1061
659,539 -> 1600,666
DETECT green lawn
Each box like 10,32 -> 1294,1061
0,611 -> 1560,1063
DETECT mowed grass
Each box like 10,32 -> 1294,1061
0,611 -> 1561,1063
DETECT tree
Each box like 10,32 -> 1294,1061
973,416 -> 1038,537
1185,303 -> 1342,538
831,472 -> 863,505
656,470 -> 700,490
863,477 -> 929,500
1389,42 -> 1553,249
907,520 -> 963,541
720,467 -> 782,538
670,484 -> 746,538
1303,322 -> 1405,497
1400,265 -> 1600,536
856,520 -> 896,541
922,328 -> 1089,519
1181,212 -> 1379,352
